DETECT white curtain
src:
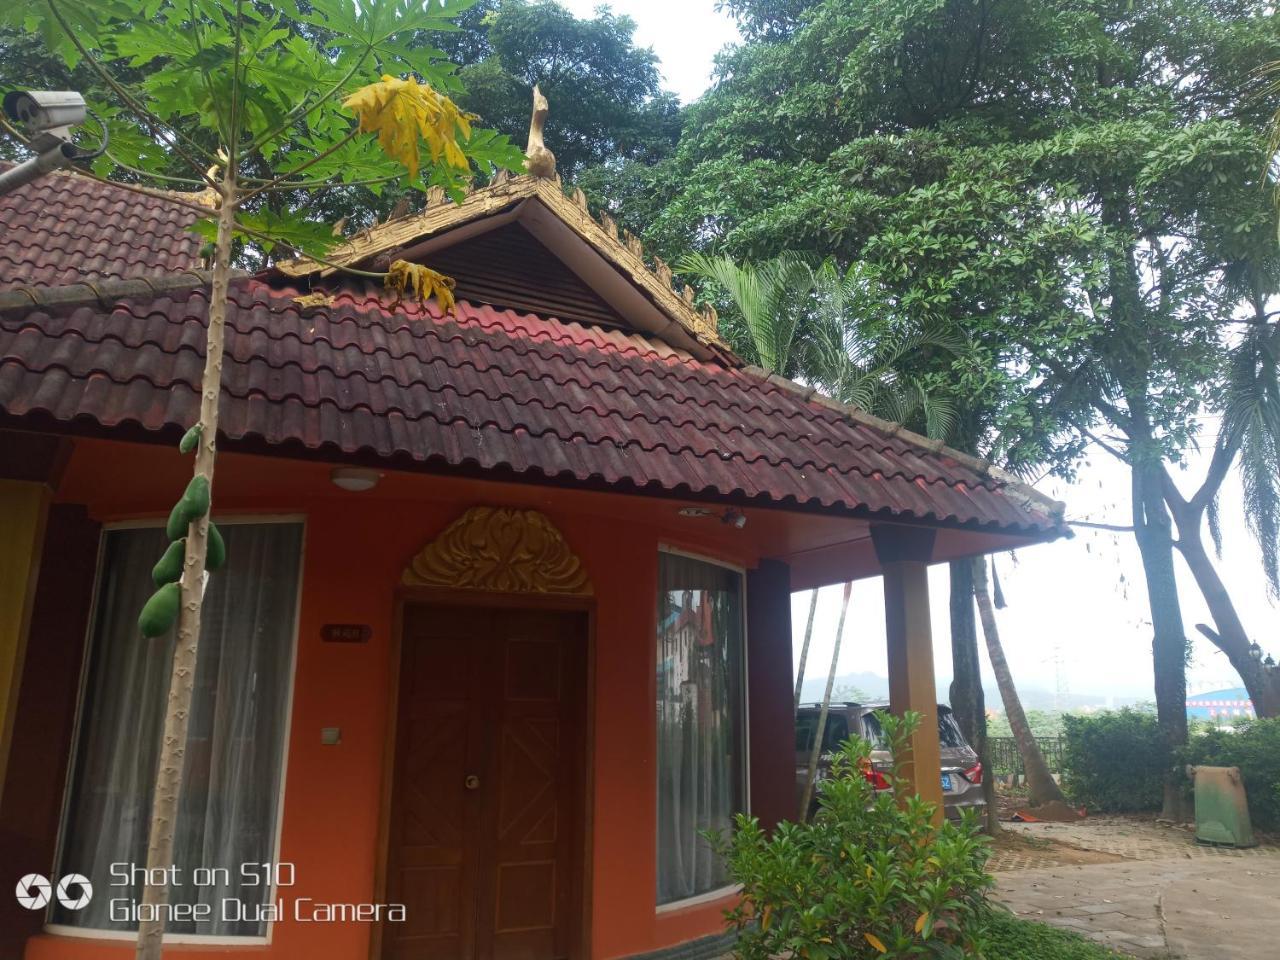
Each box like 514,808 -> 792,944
655,553 -> 745,905
53,522 -> 303,936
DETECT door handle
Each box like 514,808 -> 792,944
464,774 -> 480,790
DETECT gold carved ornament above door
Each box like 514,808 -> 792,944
401,506 -> 593,595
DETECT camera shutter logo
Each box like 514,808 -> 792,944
56,874 -> 93,910
15,874 -> 51,910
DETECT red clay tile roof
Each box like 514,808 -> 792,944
0,277 -> 1063,533
0,165 -> 203,290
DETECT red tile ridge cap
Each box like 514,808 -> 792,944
0,269 -> 252,314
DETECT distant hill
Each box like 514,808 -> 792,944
797,671 -> 1139,711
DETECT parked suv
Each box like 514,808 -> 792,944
795,701 -> 985,820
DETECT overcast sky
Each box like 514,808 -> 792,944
557,1 -> 1280,702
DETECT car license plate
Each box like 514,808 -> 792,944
940,774 -> 953,792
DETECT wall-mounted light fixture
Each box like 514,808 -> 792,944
330,467 -> 381,492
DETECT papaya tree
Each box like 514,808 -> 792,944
3,1 -> 524,957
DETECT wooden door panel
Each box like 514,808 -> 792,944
386,608 -> 483,960
388,606 -> 585,960
481,613 -> 583,960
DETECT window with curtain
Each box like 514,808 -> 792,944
52,521 -> 303,937
655,551 -> 746,905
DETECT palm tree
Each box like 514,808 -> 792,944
680,254 -> 962,428
678,251 -> 816,376
972,557 -> 1066,807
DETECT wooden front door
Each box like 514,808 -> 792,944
385,604 -> 587,960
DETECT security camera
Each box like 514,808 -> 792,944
3,90 -> 87,151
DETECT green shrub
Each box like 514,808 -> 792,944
1061,710 -> 1168,812
1180,717 -> 1280,831
712,712 -> 993,959
985,912 -> 1126,958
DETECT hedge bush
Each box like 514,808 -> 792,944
714,712 -> 994,959
1061,709 -> 1169,812
1180,717 -> 1280,831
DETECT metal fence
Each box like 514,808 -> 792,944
987,735 -> 1065,777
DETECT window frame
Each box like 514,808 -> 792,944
47,515 -> 307,947
653,545 -> 751,911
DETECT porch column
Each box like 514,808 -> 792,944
871,524 -> 943,822
746,558 -> 794,831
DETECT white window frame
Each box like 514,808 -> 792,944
654,545 -> 751,912
47,514 -> 307,947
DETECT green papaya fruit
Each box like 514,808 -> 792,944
152,538 -> 186,586
181,474 -> 211,522
139,581 -> 181,638
166,500 -> 189,540
206,522 -> 226,571
179,423 -> 202,454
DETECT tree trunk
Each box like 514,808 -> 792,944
794,589 -> 819,710
1167,503 -> 1280,718
949,560 -> 998,832
1130,458 -> 1191,820
135,169 -> 235,960
800,581 -> 852,820
973,557 -> 1065,808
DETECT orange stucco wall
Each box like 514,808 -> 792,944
19,438 -> 788,960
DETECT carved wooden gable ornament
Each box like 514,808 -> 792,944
402,506 -> 593,595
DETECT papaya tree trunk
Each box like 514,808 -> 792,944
135,168 -> 235,960
800,582 -> 852,820
972,557 -> 1065,808
794,589 -> 819,710
949,560 -> 998,833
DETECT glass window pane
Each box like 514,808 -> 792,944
822,714 -> 849,752
655,552 -> 745,905
53,522 -> 303,936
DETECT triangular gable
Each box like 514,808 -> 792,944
275,173 -> 729,361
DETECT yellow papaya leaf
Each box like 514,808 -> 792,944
761,905 -> 772,931
385,260 -> 457,313
915,912 -> 929,935
344,75 -> 473,181
293,292 -> 334,308
864,933 -> 887,953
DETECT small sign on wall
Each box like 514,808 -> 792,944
321,623 -> 372,644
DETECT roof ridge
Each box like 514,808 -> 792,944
741,364 -> 1066,520
0,270 -> 250,313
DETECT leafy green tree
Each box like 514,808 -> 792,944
604,0 -> 1280,812
3,0 -> 680,229
5,3 -> 523,956
449,0 -> 681,175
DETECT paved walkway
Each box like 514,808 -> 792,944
992,818 -> 1280,958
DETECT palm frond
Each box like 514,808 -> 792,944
1219,324 -> 1280,595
